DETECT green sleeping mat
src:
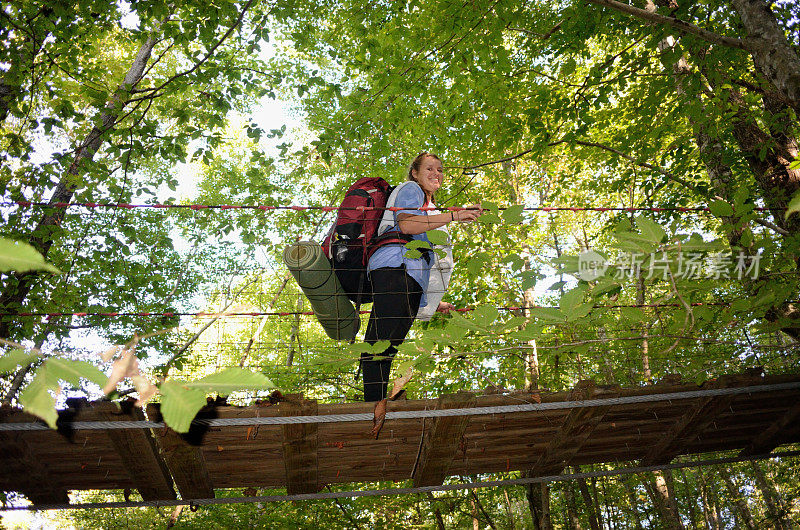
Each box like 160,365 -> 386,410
283,240 -> 360,341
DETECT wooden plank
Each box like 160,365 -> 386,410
739,400 -> 800,456
280,394 -> 319,495
640,374 -> 755,466
95,401 -> 176,501
147,404 -> 214,500
0,430 -> 69,505
412,391 -> 476,487
528,380 -> 619,477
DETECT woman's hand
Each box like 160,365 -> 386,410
436,301 -> 456,314
453,203 -> 482,223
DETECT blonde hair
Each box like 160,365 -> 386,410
406,152 -> 442,201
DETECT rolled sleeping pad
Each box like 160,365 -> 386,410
283,240 -> 360,341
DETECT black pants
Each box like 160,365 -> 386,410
362,266 -> 423,402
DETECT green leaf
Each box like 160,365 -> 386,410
159,380 -> 207,433
19,363 -> 59,428
404,239 -> 431,259
561,57 -> 577,76
184,367 -> 274,392
526,306 -> 565,322
566,301 -> 594,322
405,239 -> 431,250
560,287 -> 593,321
496,316 -> 527,332
672,233 -> 726,252
614,231 -> 658,254
0,238 -> 61,274
709,200 -> 734,218
368,341 -> 392,356
476,212 -> 502,224
552,255 -> 580,274
635,216 -> 667,243
447,311 -> 485,331
620,307 -> 646,322
466,256 -> 484,277
785,189 -> 800,220
730,299 -> 750,312
472,305 -> 499,326
0,349 -> 38,373
395,359 -> 414,375
509,323 -> 542,341
501,204 -> 524,224
521,270 -> 540,290
47,358 -> 107,388
426,229 -> 449,246
591,278 -> 621,297
559,287 -> 585,313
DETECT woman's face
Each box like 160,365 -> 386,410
413,156 -> 444,197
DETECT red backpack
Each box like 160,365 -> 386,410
321,177 -> 415,302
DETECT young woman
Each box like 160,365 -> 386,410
361,152 -> 481,401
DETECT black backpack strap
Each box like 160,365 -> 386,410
353,270 -> 365,381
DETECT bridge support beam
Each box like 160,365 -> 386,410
98,401 -> 176,501
280,394 -> 319,495
528,380 -> 619,477
148,404 -> 214,500
413,391 -> 476,487
641,373 -> 758,466
740,399 -> 800,456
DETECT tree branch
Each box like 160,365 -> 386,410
138,0 -> 257,97
584,0 -> 752,51
326,486 -> 363,528
564,139 -> 698,192
753,217 -> 790,237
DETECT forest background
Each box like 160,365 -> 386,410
1,0 -> 800,527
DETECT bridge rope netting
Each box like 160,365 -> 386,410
2,191 -> 799,513
2,196 -> 796,392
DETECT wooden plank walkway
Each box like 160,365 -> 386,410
1,371 -> 799,505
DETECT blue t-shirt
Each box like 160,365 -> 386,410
368,182 -> 431,308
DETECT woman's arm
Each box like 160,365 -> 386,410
397,205 -> 482,235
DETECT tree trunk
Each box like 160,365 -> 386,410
729,0 -> 800,113
574,468 -> 601,530
470,497 -> 480,530
699,469 -> 717,530
590,477 -> 604,530
721,471 -> 757,530
663,470 -> 685,529
564,481 -> 583,530
749,461 -> 791,530
724,88 -> 800,233
0,31 -> 160,339
525,482 -> 552,530
522,266 -> 550,529
503,488 -> 517,530
643,471 -> 684,530
427,492 -> 446,530
658,10 -> 800,341
621,478 -> 645,530
677,469 -> 697,529
635,270 -> 651,382
469,490 -> 497,530
541,484 -> 552,530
